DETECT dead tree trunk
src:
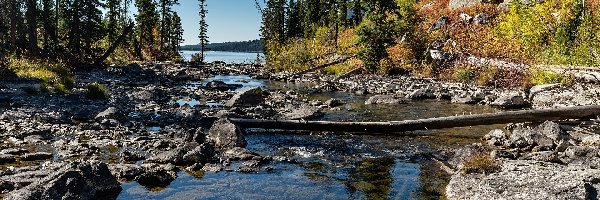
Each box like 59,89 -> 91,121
230,105 -> 600,133
284,55 -> 356,80
93,22 -> 135,66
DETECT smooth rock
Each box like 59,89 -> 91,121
282,105 -> 323,120
6,161 -> 121,200
225,87 -> 265,107
207,118 -> 247,149
489,94 -> 526,108
449,0 -> 482,9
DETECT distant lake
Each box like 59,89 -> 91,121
180,51 -> 264,64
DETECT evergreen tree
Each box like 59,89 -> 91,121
198,0 -> 209,62
159,0 -> 178,52
261,0 -> 286,44
285,0 -> 303,39
40,0 -> 57,55
170,12 -> 183,53
135,0 -> 159,48
106,0 -> 122,44
25,0 -> 38,54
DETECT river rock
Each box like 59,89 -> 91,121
225,87 -> 265,107
365,95 -> 407,105
146,143 -> 196,165
205,80 -> 242,91
446,160 -> 600,200
449,0 -> 481,9
135,168 -> 177,189
95,107 -> 125,121
182,143 -> 214,164
451,92 -> 484,104
109,164 -> 144,180
507,121 -> 568,151
282,105 -> 323,120
489,94 -> 526,108
207,118 -> 247,149
483,129 -> 508,146
405,88 -> 436,100
6,161 -> 121,200
324,98 -> 342,107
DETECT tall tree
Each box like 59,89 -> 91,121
159,0 -> 178,51
135,0 -> 159,48
106,0 -> 122,44
170,12 -> 183,53
285,0 -> 303,39
41,0 -> 57,55
261,0 -> 286,44
198,0 -> 209,62
25,0 -> 38,54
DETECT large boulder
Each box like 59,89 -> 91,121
6,161 -> 121,200
225,87 -> 265,107
204,80 -> 242,91
507,121 -> 569,151
146,143 -> 196,165
207,118 -> 247,149
446,160 -> 600,200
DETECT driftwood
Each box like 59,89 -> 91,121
230,105 -> 600,133
285,55 -> 356,79
93,22 -> 135,66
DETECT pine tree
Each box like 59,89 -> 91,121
198,0 -> 209,62
135,0 -> 159,48
159,0 -> 179,52
261,0 -> 286,44
106,0 -> 122,44
40,0 -> 57,56
170,12 -> 183,53
285,0 -> 303,39
25,0 -> 38,54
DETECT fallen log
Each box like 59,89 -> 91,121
284,55 -> 356,80
93,22 -> 135,66
230,105 -> 600,133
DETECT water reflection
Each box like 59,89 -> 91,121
347,158 -> 395,200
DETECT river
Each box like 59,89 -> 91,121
117,75 -> 503,199
179,51 -> 264,64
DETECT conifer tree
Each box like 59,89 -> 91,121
198,0 -> 209,62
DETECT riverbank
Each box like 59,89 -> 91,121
1,62 -> 599,198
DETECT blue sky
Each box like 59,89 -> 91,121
172,0 -> 263,45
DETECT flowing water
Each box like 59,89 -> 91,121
118,76 -> 503,199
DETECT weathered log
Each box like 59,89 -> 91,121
285,55 -> 356,80
230,105 -> 600,133
93,22 -> 135,66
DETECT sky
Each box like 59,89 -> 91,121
172,0 -> 264,45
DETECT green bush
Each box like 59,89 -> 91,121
528,68 -> 571,85
86,83 -> 109,99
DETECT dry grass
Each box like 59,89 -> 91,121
460,153 -> 501,175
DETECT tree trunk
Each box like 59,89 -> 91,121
93,22 -> 135,66
26,0 -> 38,55
229,105 -> 600,133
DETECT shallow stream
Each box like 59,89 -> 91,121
118,75 -> 503,199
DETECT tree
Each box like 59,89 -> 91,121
285,0 -> 303,39
159,0 -> 179,52
25,0 -> 38,54
261,0 -> 286,47
198,0 -> 209,62
135,0 -> 159,48
40,0 -> 57,56
105,0 -> 122,44
63,0 -> 105,63
170,12 -> 183,53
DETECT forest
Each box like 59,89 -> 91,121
259,0 -> 600,87
0,0 -> 184,91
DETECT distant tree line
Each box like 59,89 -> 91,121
0,0 -> 185,65
180,39 -> 263,53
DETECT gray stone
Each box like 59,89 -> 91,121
508,121 -> 568,151
405,88 -> 436,100
207,118 -> 247,149
474,13 -> 490,25
449,0 -> 482,9
146,143 -> 196,164
446,160 -> 600,200
135,168 -> 177,189
282,105 -> 323,120
95,107 -> 124,121
205,80 -> 242,91
202,163 -> 223,172
483,129 -> 507,146
324,98 -> 342,107
225,87 -> 265,107
365,95 -> 407,105
582,135 -> 600,147
182,143 -> 214,164
459,13 -> 472,23
6,161 -> 121,200
489,94 -> 526,108
429,16 -> 450,32
109,164 -> 144,180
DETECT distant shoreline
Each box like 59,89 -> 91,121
179,39 -> 263,53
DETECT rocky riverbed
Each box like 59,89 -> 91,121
1,62 -> 600,199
